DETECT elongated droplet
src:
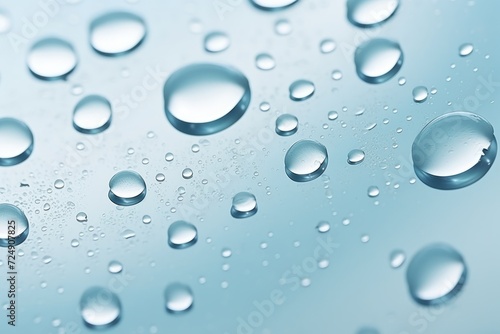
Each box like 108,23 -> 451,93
285,140 -> 328,182
164,283 -> 194,313
0,204 -> 29,247
231,192 -> 258,218
27,37 -> 77,80
90,12 -> 146,56
459,43 -> 473,57
250,0 -> 299,10
108,260 -> 123,274
389,249 -> 405,268
204,31 -> 230,53
412,111 -> 496,190
0,118 -> 34,166
73,95 -> 112,134
108,170 -> 146,206
347,0 -> 399,27
354,38 -> 403,84
164,63 -> 251,135
80,287 -> 121,328
168,221 -> 198,249
289,80 -> 315,101
406,244 -> 466,305
275,114 -> 298,136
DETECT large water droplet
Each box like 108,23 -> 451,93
0,204 -> 29,247
163,63 -> 251,135
231,192 -> 258,218
347,0 -> 399,27
0,118 -> 34,166
73,95 -> 112,134
289,80 -> 315,101
412,111 -> 496,190
168,221 -> 198,249
412,86 -> 428,103
90,12 -> 146,56
406,244 -> 466,305
275,114 -> 298,136
285,140 -> 328,182
204,31 -> 230,53
27,37 -> 77,80
250,0 -> 299,10
80,287 -> 121,328
108,170 -> 147,206
354,38 -> 403,84
164,283 -> 194,313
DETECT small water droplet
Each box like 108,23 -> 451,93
221,248 -> 232,258
42,255 -> 52,264
354,38 -> 403,84
168,221 -> 198,249
289,80 -> 315,101
0,10 -> 11,33
459,43 -> 474,57
389,249 -> 405,268
412,86 -> 428,103
231,192 -> 258,218
347,0 -> 399,27
27,38 -> 77,80
142,215 -> 152,224
320,39 -> 336,53
108,170 -> 146,206
156,173 -> 165,182
73,95 -> 112,134
121,229 -> 136,239
347,149 -> 365,165
108,260 -> 123,274
71,239 -> 80,247
80,287 -> 121,328
204,31 -> 230,53
331,70 -> 343,80
0,204 -> 29,247
328,111 -> 339,120
250,0 -> 299,10
164,283 -> 194,313
165,152 -> 174,162
54,179 -> 65,189
0,118 -> 34,166
285,140 -> 328,182
255,53 -> 276,70
182,168 -> 193,179
275,114 -> 298,136
274,19 -> 292,35
398,76 -> 406,85
367,186 -> 379,197
76,212 -> 88,222
316,221 -> 330,233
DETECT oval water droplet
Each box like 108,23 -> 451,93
163,63 -> 251,135
367,186 -> 379,197
0,204 -> 29,247
27,37 -> 77,81
108,170 -> 146,206
204,31 -> 230,53
406,244 -> 466,305
73,95 -> 112,134
164,283 -> 194,313
274,19 -> 292,35
320,39 -> 336,53
316,221 -> 330,233
108,260 -> 123,274
354,38 -> 403,84
347,0 -> 399,27
412,111 -> 497,190
459,43 -> 473,57
285,140 -> 328,182
182,168 -> 193,179
90,12 -> 146,56
347,149 -> 365,165
230,192 -> 258,218
54,179 -> 65,189
0,118 -> 34,166
390,249 -> 405,269
255,53 -> 276,70
275,114 -> 298,136
80,287 -> 121,328
289,79 -> 315,101
250,0 -> 299,10
168,221 -> 198,249
412,86 -> 428,103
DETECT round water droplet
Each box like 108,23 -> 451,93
459,43 -> 473,57
275,114 -> 298,136
0,204 -> 29,247
108,260 -> 123,274
406,244 -> 466,305
367,186 -> 379,197
255,53 -> 276,70
222,248 -> 232,258
0,118 -> 34,166
285,140 -> 328,182
274,19 -> 292,35
54,179 -> 65,189
80,287 -> 121,328
412,86 -> 428,103
390,249 -> 405,268
108,170 -> 146,206
231,192 -> 258,218
331,70 -> 343,80
347,0 -> 399,27
354,38 -> 403,84
320,39 -> 336,53
250,0 -> 299,10
260,102 -> 271,112
204,31 -> 230,53
182,168 -> 193,179
316,221 -> 330,233
328,111 -> 338,120
412,111 -> 497,189
347,149 -> 365,165
73,95 -> 112,134
27,38 -> 77,80
164,63 -> 250,135
90,12 -> 146,56
164,283 -> 194,313
168,221 -> 198,249
165,152 -> 174,162
289,80 -> 315,101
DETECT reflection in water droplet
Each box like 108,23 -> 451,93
347,0 -> 399,27
347,149 -> 365,165
231,192 -> 258,218
164,283 -> 194,313
108,170 -> 146,206
320,39 -> 336,53
412,111 -> 497,189
285,140 -> 328,182
204,31 -> 230,53
108,260 -> 123,274
90,12 -> 146,56
412,86 -> 428,103
459,43 -> 473,57
367,186 -> 379,197
406,244 -> 466,305
390,249 -> 405,268
0,204 -> 29,247
0,118 -> 34,166
27,38 -> 77,80
275,114 -> 298,136
164,63 -> 251,135
80,287 -> 121,328
354,38 -> 403,84
289,80 -> 315,101
142,215 -> 152,224
168,221 -> 198,249
250,0 -> 299,10
255,53 -> 276,70
73,95 -> 112,134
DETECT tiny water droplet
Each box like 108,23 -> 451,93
204,31 -> 230,53
168,221 -> 198,249
0,118 -> 34,166
27,38 -> 77,80
230,192 -> 258,218
108,170 -> 146,206
275,114 -> 298,136
73,95 -> 112,134
165,152 -> 174,162
289,80 -> 315,101
80,287 -> 121,328
164,283 -> 194,313
76,212 -> 88,222
354,38 -> 403,84
274,19 -> 292,35
347,149 -> 365,165
285,140 -> 328,182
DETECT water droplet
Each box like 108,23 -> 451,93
328,111 -> 339,120
331,70 -> 343,80
121,229 -> 136,239
156,173 -> 165,182
406,244 -> 466,305
0,10 -> 11,33
361,234 -> 370,243
347,149 -> 365,165
250,0 -> 299,10
42,255 -> 52,264
347,0 -> 399,27
167,221 -> 198,249
73,95 -> 112,134
27,38 -> 77,80
165,152 -> 174,162
0,118 -> 34,166
80,287 -> 121,328
108,170 -> 147,206
54,179 -> 65,189
0,204 -> 29,247
182,168 -> 193,179
71,239 -> 80,247
43,203 -> 51,211
255,53 -> 276,70
459,43 -> 474,57
289,80 -> 315,101
284,140 -> 328,182
230,192 -> 258,218
163,63 -> 250,135
398,76 -> 406,85
222,248 -> 232,258
320,39 -> 336,53
76,212 -> 88,222
204,31 -> 230,53
367,186 -> 379,197
108,260 -> 123,274
164,283 -> 194,313
412,86 -> 428,103
275,114 -> 298,136
274,19 -> 292,35
316,221 -> 330,233
90,12 -> 146,56
390,249 -> 405,268
354,38 -> 403,84
412,111 -> 497,189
